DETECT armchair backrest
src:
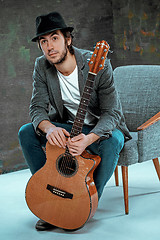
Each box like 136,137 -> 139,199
113,65 -> 160,132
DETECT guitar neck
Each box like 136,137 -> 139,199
70,72 -> 96,138
69,40 -> 110,138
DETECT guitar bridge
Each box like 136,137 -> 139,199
46,184 -> 73,199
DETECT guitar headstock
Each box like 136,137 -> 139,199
88,40 -> 110,75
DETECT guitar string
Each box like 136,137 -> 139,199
58,76 -> 94,177
61,147 -> 68,175
55,43 -> 107,182
65,147 -> 70,175
66,76 -> 94,176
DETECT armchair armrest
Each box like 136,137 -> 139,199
137,112 -> 160,131
137,112 -> 160,162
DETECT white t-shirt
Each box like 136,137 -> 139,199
57,65 -> 96,125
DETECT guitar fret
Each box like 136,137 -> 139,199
70,131 -> 81,138
78,103 -> 89,112
76,119 -> 84,124
73,125 -> 82,130
88,78 -> 94,81
86,79 -> 94,87
79,102 -> 88,107
76,116 -> 85,121
79,107 -> 85,111
83,92 -> 91,98
85,86 -> 93,89
80,102 -> 88,107
88,72 -> 97,80
81,100 -> 89,105
81,99 -> 89,104
81,97 -> 89,101
77,112 -> 86,118
85,82 -> 94,88
78,108 -> 86,115
71,126 -> 82,134
72,127 -> 82,132
73,121 -> 83,128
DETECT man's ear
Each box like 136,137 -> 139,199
67,37 -> 72,46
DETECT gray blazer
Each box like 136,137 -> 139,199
30,47 -> 131,140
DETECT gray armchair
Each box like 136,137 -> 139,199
113,65 -> 160,214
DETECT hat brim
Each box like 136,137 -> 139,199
31,27 -> 74,42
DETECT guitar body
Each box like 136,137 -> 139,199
25,141 -> 101,230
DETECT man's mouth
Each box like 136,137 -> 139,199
48,50 -> 58,57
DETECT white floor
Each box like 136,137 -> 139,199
0,161 -> 160,240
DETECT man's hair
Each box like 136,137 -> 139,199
61,29 -> 74,55
38,29 -> 74,55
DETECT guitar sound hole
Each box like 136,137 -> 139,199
57,154 -> 78,177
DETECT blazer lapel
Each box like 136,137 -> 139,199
46,66 -> 64,119
74,47 -> 89,96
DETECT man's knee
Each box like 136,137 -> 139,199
18,123 -> 35,145
110,129 -> 124,153
100,129 -> 124,154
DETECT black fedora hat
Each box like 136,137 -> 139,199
32,12 -> 74,42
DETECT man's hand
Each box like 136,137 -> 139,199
38,120 -> 99,152
67,133 -> 100,156
46,127 -> 70,148
38,120 -> 70,148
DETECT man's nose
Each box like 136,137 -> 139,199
47,40 -> 54,50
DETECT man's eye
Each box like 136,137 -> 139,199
41,40 -> 46,44
52,36 -> 57,40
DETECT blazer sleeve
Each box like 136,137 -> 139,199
29,57 -> 51,135
90,60 -> 124,139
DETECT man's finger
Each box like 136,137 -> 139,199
56,130 -> 67,147
62,129 -> 70,137
71,133 -> 85,142
47,136 -> 59,147
51,132 -> 66,148
68,148 -> 79,156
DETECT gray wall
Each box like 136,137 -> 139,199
0,0 -> 160,173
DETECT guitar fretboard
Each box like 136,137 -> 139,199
70,72 -> 96,138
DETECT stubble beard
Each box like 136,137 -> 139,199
49,45 -> 68,65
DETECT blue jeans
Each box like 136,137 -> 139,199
18,122 -> 124,199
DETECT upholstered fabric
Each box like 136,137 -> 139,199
118,132 -> 138,166
138,120 -> 160,162
114,65 -> 160,165
114,65 -> 160,132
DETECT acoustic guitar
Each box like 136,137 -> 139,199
25,40 -> 110,230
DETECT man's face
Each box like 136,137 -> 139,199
39,30 -> 71,65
